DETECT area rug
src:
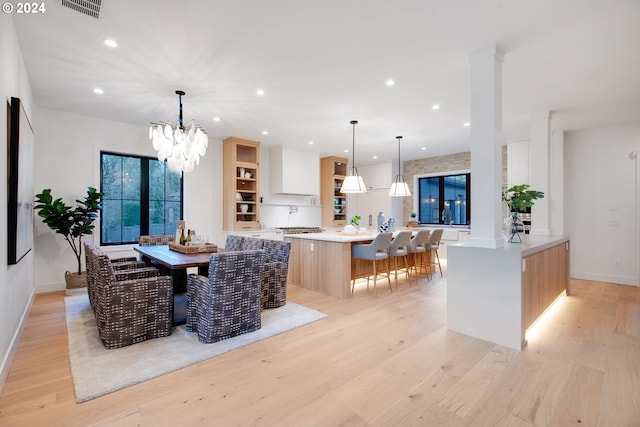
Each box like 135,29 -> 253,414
65,294 -> 327,403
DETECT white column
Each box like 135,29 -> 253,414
549,129 -> 564,236
530,111 -> 551,235
468,45 -> 504,248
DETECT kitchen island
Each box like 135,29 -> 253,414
447,235 -> 570,350
284,230 -> 384,298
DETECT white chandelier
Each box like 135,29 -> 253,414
149,90 -> 208,173
389,135 -> 411,197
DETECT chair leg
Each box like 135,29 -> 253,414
372,259 -> 377,295
435,249 -> 443,276
385,258 -> 392,292
403,255 -> 412,286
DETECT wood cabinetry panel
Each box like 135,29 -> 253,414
522,241 -> 570,334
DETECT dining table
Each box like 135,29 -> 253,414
134,244 -> 221,324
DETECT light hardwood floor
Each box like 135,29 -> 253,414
0,274 -> 638,426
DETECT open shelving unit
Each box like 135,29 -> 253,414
320,156 -> 349,227
223,137 -> 261,231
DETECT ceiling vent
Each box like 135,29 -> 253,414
61,0 -> 101,19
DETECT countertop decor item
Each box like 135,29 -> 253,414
340,120 -> 367,193
149,90 -> 208,173
501,184 -> 544,243
34,187 -> 103,286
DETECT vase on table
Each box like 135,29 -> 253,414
505,211 -> 525,243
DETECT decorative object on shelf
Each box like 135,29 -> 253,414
236,192 -> 243,201
377,211 -> 385,231
34,187 -> 103,289
501,184 -> 544,243
149,90 -> 208,174
245,171 -> 252,178
240,204 -> 249,213
340,120 -> 367,193
389,135 -> 411,197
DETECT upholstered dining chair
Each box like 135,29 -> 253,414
186,250 -> 265,343
425,228 -> 444,278
351,232 -> 393,295
407,229 -> 431,280
84,240 -> 160,312
88,244 -> 173,349
388,230 -> 413,288
261,239 -> 291,309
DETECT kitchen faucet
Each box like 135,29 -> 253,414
442,208 -> 452,227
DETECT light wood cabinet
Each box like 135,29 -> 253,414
320,156 -> 348,227
223,137 -> 260,231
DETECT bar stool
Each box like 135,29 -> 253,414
388,230 -> 413,288
407,229 -> 430,280
425,228 -> 444,278
351,232 -> 393,295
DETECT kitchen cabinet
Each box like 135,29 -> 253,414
350,189 -> 392,229
320,156 -> 349,227
223,137 -> 261,231
359,162 -> 392,190
271,146 -> 319,195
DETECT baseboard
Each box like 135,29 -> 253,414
571,271 -> 639,287
0,289 -> 35,392
36,281 -> 65,294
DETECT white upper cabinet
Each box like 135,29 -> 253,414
270,146 -> 320,195
358,162 -> 392,190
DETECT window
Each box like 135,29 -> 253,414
100,152 -> 183,245
417,173 -> 470,226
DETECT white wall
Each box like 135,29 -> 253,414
0,14 -> 35,390
565,122 -> 640,286
33,108 -> 223,292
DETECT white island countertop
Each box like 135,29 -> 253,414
450,234 -> 569,257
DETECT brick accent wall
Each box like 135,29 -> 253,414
401,148 -> 508,224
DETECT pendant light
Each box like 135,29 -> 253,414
389,135 -> 411,197
340,120 -> 367,193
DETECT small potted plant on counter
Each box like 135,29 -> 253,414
407,212 -> 419,228
343,215 -> 361,235
501,184 -> 544,243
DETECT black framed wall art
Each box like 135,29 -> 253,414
7,97 -> 34,265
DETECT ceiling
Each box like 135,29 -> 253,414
12,0 -> 640,164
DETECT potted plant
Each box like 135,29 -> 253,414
34,187 -> 104,288
501,184 -> 544,242
407,212 -> 419,228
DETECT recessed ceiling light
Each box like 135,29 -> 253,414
432,104 -> 440,110
463,122 -> 470,127
385,79 -> 395,86
308,141 -> 314,145
262,130 -> 268,135
344,149 -> 349,153
213,117 -> 221,122
256,89 -> 265,96
103,39 -> 117,48
93,88 -> 104,94
421,146 -> 427,151
372,155 -> 378,159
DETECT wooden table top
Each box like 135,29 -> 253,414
134,245 -> 218,270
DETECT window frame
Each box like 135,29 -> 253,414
99,150 -> 184,246
414,169 -> 471,226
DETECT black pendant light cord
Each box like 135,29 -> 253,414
176,90 -> 185,130
350,120 -> 358,174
